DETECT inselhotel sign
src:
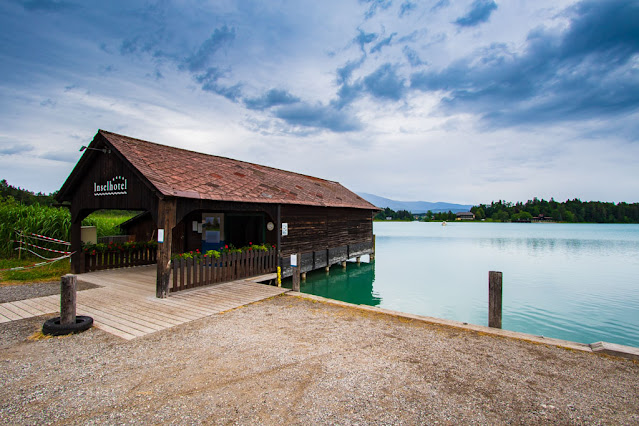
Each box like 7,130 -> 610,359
94,176 -> 128,196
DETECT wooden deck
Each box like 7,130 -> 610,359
0,265 -> 287,340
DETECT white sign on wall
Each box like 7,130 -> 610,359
157,229 -> 164,243
281,223 -> 288,236
290,254 -> 297,267
94,176 -> 128,196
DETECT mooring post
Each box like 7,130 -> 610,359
341,261 -> 347,269
60,274 -> 77,326
370,234 -> 376,261
292,253 -> 301,292
489,271 -> 502,329
301,272 -> 307,281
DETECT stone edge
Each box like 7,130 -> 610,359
286,291 -> 639,361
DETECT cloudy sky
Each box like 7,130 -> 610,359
1,0 -> 638,204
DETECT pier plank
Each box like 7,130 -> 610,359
1,265 -> 288,340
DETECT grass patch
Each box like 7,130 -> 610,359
0,257 -> 70,284
28,331 -> 53,341
82,210 -> 139,237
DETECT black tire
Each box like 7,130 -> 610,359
42,316 -> 94,336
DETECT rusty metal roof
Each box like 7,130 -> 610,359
98,130 -> 377,210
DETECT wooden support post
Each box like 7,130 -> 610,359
489,271 -> 502,329
356,256 -> 361,265
341,261 -> 347,269
70,219 -> 83,274
370,234 -> 376,261
156,199 -> 176,298
301,272 -> 307,281
292,253 -> 301,292
325,265 -> 330,273
18,231 -> 22,260
60,274 -> 77,325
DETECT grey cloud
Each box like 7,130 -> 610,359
333,62 -> 406,107
40,98 -> 56,107
333,82 -> 364,109
336,58 -> 365,85
0,144 -> 34,155
402,46 -> 425,66
363,63 -> 405,100
430,0 -> 449,12
410,0 -> 639,132
196,67 -> 242,101
454,0 -> 497,27
361,0 -> 393,19
399,1 -> 416,17
354,29 -> 377,53
244,89 -> 300,110
39,151 -> 78,163
398,30 -> 420,43
20,0 -> 77,12
182,26 -> 236,72
370,33 -> 397,54
275,103 -> 361,132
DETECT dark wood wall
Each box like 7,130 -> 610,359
121,213 -> 156,242
64,139 -> 159,223
279,205 -> 373,256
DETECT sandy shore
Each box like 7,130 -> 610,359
1,293 -> 638,424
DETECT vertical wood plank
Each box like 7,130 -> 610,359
186,257 -> 192,289
172,259 -> 177,292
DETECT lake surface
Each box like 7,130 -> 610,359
293,222 -> 639,347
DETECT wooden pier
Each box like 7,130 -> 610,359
0,265 -> 287,340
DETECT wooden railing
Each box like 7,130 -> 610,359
83,248 -> 157,272
170,249 -> 277,292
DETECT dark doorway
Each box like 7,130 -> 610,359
226,214 -> 264,248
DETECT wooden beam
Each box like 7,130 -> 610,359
70,219 -> 82,274
156,198 -> 177,298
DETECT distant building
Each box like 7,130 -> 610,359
531,214 -> 554,223
456,211 -> 475,221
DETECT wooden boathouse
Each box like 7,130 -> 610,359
56,130 -> 378,297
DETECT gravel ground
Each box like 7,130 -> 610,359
1,294 -> 638,425
0,281 -> 100,303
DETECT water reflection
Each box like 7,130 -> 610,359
294,223 -> 639,347
479,237 -> 639,256
298,261 -> 381,306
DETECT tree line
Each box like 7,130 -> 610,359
374,208 -> 457,222
472,198 -> 639,223
0,179 -> 57,206
374,198 -> 639,223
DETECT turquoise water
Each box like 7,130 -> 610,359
294,222 -> 639,347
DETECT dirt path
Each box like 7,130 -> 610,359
1,294 -> 637,424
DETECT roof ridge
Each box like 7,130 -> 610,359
99,129 -> 343,186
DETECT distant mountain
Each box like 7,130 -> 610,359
358,192 -> 473,214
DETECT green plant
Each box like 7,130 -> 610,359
83,240 -> 158,256
0,197 -> 71,258
171,243 -> 275,261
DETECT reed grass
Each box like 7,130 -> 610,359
0,197 -> 138,258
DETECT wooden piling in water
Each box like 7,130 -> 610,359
489,271 -> 502,329
292,253 -> 301,292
